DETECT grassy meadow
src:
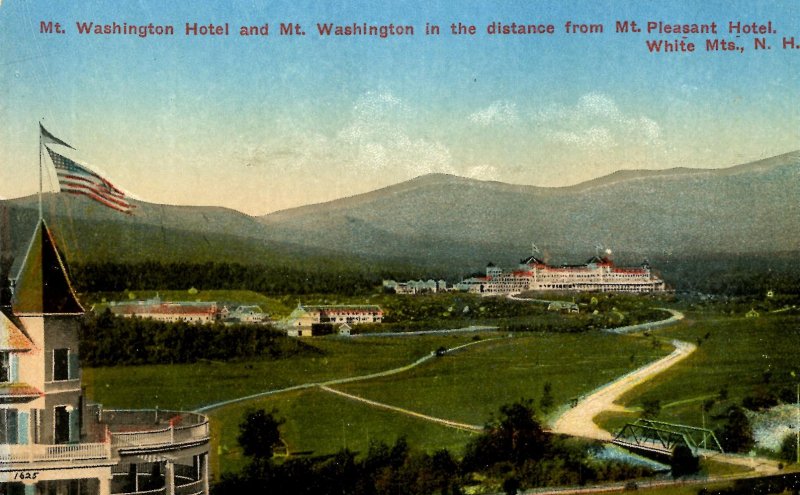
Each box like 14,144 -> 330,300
81,290 -> 800,482
331,332 -> 670,427
203,331 -> 667,475
83,333 -> 491,410
84,325 -> 671,477
596,312 -> 800,437
211,387 -> 480,475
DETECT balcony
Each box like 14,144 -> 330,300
1,409 -> 209,468
0,442 -> 111,464
100,409 -> 210,453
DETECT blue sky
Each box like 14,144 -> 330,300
1,1 -> 798,214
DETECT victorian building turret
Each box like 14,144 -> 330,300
1,221 -> 210,495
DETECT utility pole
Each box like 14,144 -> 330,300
701,405 -> 707,450
793,371 -> 799,465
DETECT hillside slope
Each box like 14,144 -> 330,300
258,151 -> 800,265
2,151 -> 798,289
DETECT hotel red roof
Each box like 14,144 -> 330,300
111,303 -> 218,315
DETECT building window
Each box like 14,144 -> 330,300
54,406 -> 70,444
0,408 -> 19,444
0,353 -> 10,383
53,348 -> 69,381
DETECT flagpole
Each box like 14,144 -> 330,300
38,122 -> 43,222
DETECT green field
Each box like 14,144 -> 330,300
332,332 -> 670,427
85,289 -> 666,326
84,333 -> 492,410
597,313 -> 800,436
83,299 -> 800,485
202,331 -> 668,475
211,387 -> 479,475
85,326 -> 672,477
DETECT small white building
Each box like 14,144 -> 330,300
228,305 -> 269,324
284,304 -> 382,337
547,301 -> 580,313
383,279 -> 448,294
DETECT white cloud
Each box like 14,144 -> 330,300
469,100 -> 519,126
575,93 -> 619,118
338,91 -> 455,175
535,92 -> 663,150
241,91 -> 456,179
464,164 -> 500,181
549,128 -> 615,148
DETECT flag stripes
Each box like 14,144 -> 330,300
45,147 -> 135,213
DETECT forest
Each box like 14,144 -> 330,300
79,309 -> 322,366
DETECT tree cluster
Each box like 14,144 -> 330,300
70,261 -> 394,296
655,253 -> 800,296
381,294 -> 540,324
714,405 -> 755,454
669,445 -> 700,478
79,310 -> 322,366
779,433 -> 799,464
214,401 -> 654,495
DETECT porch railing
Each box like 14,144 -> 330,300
0,442 -> 111,463
103,409 -> 210,451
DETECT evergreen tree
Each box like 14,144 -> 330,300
237,409 -> 285,460
670,445 -> 700,478
716,405 -> 755,453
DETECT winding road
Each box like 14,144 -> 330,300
196,301 -> 784,491
551,337 -> 696,441
199,306 -> 693,443
547,307 -> 782,478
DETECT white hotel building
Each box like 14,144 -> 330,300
458,255 -> 666,294
1,221 -> 210,495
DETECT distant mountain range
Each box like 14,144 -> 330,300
1,194 -> 284,265
258,151 -> 800,266
2,151 -> 799,287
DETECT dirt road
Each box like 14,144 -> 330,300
552,336 -> 696,441
195,337 -> 501,413
550,308 -> 782,476
318,385 -> 483,432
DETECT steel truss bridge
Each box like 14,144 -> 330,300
613,419 -> 724,456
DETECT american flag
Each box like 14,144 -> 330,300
45,147 -> 135,214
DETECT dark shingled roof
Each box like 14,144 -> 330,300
12,220 -> 84,315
